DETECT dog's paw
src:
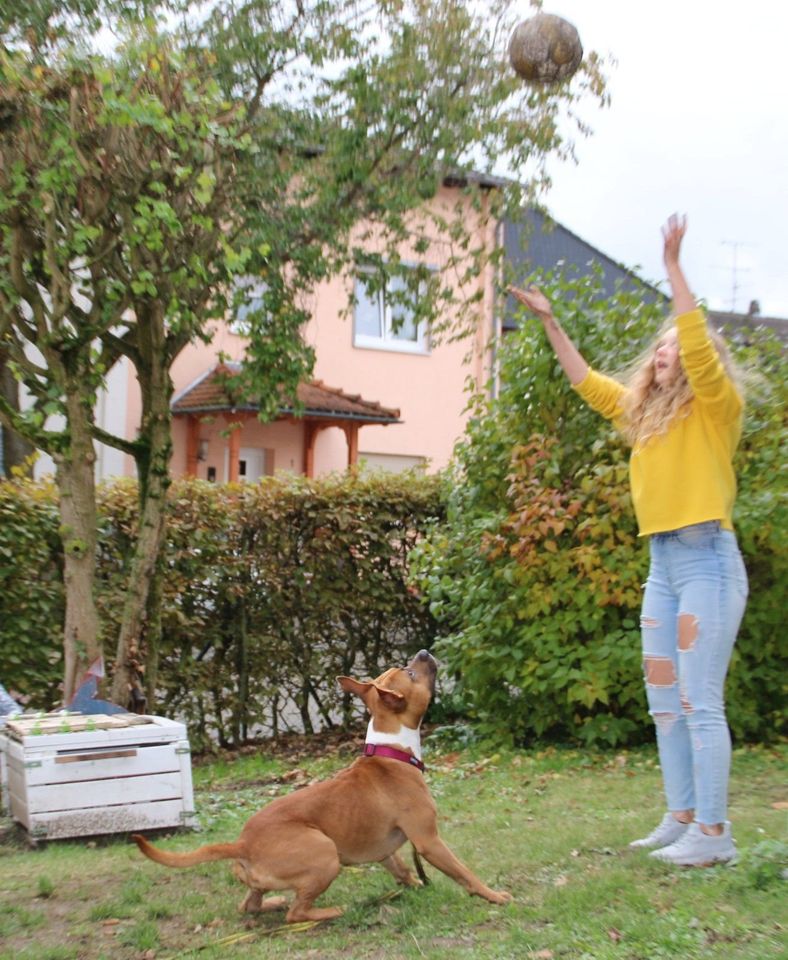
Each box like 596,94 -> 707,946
400,875 -> 424,888
486,889 -> 513,905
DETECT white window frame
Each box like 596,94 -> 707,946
229,276 -> 268,336
353,264 -> 432,355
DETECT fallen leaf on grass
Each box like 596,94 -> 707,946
280,768 -> 307,783
770,801 -> 788,810
553,875 -> 568,887
530,950 -> 554,959
608,927 -> 623,942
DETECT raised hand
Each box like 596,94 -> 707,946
662,214 -> 687,270
507,284 -> 554,323
506,284 -> 588,385
661,214 -> 695,314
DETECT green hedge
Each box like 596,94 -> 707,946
0,472 -> 445,750
0,477 -> 64,707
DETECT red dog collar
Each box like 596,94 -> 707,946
363,743 -> 425,772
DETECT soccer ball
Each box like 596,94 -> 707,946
508,12 -> 583,84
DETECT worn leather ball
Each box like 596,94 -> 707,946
508,12 -> 583,84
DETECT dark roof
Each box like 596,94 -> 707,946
707,308 -> 788,344
172,364 -> 401,424
503,208 -> 667,330
443,169 -> 510,191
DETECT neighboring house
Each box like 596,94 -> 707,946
61,176 -> 502,483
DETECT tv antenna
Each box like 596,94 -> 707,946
719,241 -> 755,313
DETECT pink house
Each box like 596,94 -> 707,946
92,176 -> 503,483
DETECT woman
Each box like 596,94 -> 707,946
508,214 -> 748,866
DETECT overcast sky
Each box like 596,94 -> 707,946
532,0 -> 788,318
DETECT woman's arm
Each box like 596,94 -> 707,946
662,214 -> 696,315
662,215 -> 742,421
507,285 -> 589,385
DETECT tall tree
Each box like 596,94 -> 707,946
0,0 -> 608,706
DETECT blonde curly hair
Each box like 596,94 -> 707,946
620,319 -> 743,447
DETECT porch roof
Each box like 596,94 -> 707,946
171,363 -> 401,425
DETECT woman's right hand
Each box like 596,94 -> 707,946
507,284 -> 554,323
507,284 -> 589,385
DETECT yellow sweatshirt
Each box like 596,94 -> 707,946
573,309 -> 743,536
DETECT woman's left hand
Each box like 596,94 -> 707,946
662,214 -> 687,269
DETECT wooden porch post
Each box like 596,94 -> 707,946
343,423 -> 359,471
227,415 -> 241,483
303,422 -> 318,478
185,415 -> 200,477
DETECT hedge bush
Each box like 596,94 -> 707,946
0,477 -> 64,707
1,471 -> 445,750
412,270 -> 787,747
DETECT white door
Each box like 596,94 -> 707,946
238,447 -> 265,483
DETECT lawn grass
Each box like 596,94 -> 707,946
0,735 -> 785,960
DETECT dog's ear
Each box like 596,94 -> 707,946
371,684 -> 406,711
337,677 -> 405,712
337,676 -> 373,701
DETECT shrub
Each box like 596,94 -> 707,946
0,476 -> 64,705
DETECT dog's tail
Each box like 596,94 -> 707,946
131,833 -> 243,868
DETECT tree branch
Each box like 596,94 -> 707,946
91,423 -> 141,456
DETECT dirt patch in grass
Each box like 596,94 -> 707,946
0,866 -> 232,959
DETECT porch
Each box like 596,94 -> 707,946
171,364 -> 401,481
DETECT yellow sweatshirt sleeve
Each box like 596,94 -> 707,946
572,368 -> 626,422
676,309 -> 743,423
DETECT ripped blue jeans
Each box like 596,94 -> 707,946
641,521 -> 748,825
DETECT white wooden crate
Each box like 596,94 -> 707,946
0,714 -> 197,841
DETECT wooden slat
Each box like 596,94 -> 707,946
5,713 -> 153,738
25,771 -> 186,814
26,798 -> 194,839
55,749 -> 138,764
7,716 -> 186,752
8,743 -> 183,788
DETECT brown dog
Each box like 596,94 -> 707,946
132,650 -> 511,922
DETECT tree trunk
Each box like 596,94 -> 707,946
143,550 -> 165,712
57,394 -> 102,704
109,419 -> 170,709
233,595 -> 250,746
0,357 -> 34,477
110,307 -> 172,710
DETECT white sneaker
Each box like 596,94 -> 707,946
649,821 -> 737,866
629,812 -> 690,849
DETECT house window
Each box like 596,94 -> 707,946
353,266 -> 430,354
230,277 -> 268,335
